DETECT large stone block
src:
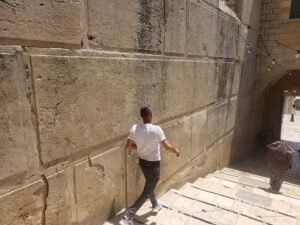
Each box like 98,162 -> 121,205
192,145 -> 218,176
0,179 -> 45,225
217,132 -> 233,168
160,116 -> 192,182
193,62 -> 218,107
44,166 -> 72,225
0,0 -> 83,48
187,0 -> 218,57
191,110 -> 207,159
74,147 -> 125,225
225,98 -> 238,132
207,102 -> 229,147
88,0 -> 164,52
207,98 -> 237,148
193,62 -> 235,109
31,51 -> 235,164
30,53 -> 200,164
232,63 -> 241,95
215,62 -> 236,100
216,13 -> 239,58
0,50 -> 39,190
164,0 -> 186,54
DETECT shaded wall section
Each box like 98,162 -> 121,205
230,0 -> 261,161
0,0 -> 257,224
253,0 -> 300,148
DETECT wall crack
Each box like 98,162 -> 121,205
40,174 -> 49,225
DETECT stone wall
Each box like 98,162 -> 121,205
0,0 -> 255,224
258,0 -> 300,91
255,0 -> 300,141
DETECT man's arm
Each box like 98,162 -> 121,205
161,139 -> 180,157
125,138 -> 137,155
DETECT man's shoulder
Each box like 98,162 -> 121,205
130,124 -> 138,132
153,125 -> 164,133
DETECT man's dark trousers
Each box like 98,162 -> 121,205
126,158 -> 160,219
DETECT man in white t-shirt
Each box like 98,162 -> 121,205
120,107 -> 180,225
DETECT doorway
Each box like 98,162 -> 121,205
280,94 -> 300,171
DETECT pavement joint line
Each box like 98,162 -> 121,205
189,183 -> 297,219
223,168 -> 300,187
212,173 -> 300,201
216,171 -> 300,201
161,201 -> 214,224
171,189 -> 274,225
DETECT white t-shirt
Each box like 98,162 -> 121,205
128,123 -> 166,161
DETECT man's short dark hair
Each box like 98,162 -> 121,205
140,107 -> 152,118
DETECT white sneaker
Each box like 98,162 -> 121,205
152,202 -> 163,213
119,216 -> 134,225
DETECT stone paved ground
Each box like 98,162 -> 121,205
281,112 -> 300,171
104,154 -> 300,225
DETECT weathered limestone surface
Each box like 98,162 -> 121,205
188,0 -> 218,57
74,146 -> 125,225
0,50 -> 39,189
216,15 -> 239,58
0,0 -> 83,48
226,98 -> 238,131
88,0 -> 164,52
164,0 -> 186,54
232,63 -> 242,95
30,52 -> 235,164
218,132 -> 234,167
44,166 -> 72,225
215,62 -> 235,100
191,110 -> 207,159
0,179 -> 45,225
188,0 -> 239,58
207,98 -> 237,147
160,117 -> 192,182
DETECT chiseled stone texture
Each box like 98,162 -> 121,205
191,110 -> 207,159
44,166 -> 72,225
232,63 -> 242,95
160,116 -> 192,182
216,132 -> 234,168
164,0 -> 186,54
0,179 -> 45,225
88,0 -> 164,52
0,0 -> 83,48
188,0 -> 239,58
216,13 -> 239,58
215,62 -> 236,100
74,146 -> 125,225
0,50 -> 39,190
30,52 -> 231,164
226,98 -> 238,131
188,0 -> 218,57
209,98 -> 236,148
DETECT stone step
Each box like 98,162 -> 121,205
222,167 -> 300,191
105,166 -> 300,225
211,170 -> 300,201
160,188 -> 279,225
185,182 -> 299,218
194,172 -> 300,217
178,185 -> 298,225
